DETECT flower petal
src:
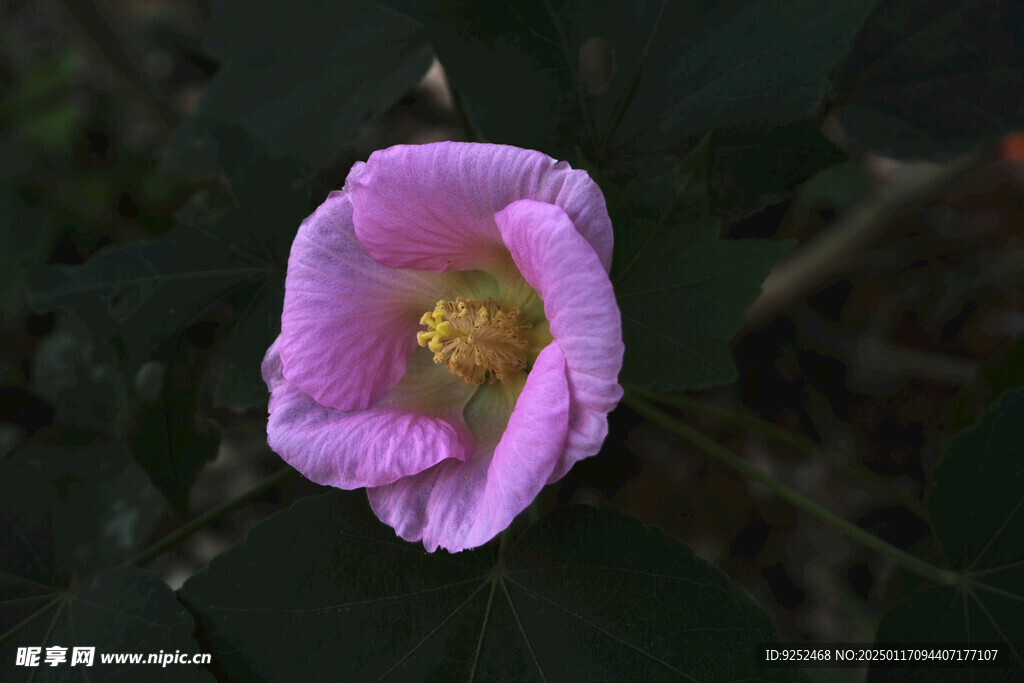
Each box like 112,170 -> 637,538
278,190 -> 464,412
495,199 -> 624,483
264,339 -> 476,488
347,142 -> 613,273
367,343 -> 570,552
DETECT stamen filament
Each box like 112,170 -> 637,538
417,298 -> 532,385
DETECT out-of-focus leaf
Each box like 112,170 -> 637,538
610,137 -> 790,389
179,492 -> 784,681
28,127 -> 307,507
31,312 -> 124,439
0,178 -> 57,326
8,443 -> 167,573
0,459 -> 210,681
945,336 -> 1024,435
708,122 -> 847,228
872,388 -> 1024,680
826,0 -> 1024,159
166,0 -> 432,171
3,48 -> 83,151
426,0 -> 874,172
210,281 -> 282,411
125,337 -> 220,512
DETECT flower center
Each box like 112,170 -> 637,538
417,298 -> 531,385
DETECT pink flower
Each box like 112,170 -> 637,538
262,142 -> 624,552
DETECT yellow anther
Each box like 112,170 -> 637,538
416,298 -> 531,385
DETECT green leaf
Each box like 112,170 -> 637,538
8,443 -> 168,574
125,337 -> 220,512
28,126 -> 306,507
31,311 -> 125,439
210,281 -> 282,411
872,388 -> 1024,679
0,177 -> 57,326
707,122 -> 847,229
0,567 -> 212,682
610,140 -> 791,390
166,0 -> 433,171
944,336 -> 1024,436
4,47 -> 84,151
826,0 -> 1024,159
0,459 -> 209,681
179,492 -> 784,681
426,0 -> 874,169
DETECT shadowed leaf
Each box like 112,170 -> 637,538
872,387 -> 1024,680
179,492 -> 785,681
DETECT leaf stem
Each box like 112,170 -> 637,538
633,388 -> 930,520
625,393 -> 959,587
128,466 -> 295,567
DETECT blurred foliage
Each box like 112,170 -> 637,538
28,125 -> 308,508
826,0 -> 1024,159
166,0 -> 433,172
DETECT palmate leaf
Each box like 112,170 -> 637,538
7,443 -> 167,575
0,459 -> 210,682
609,136 -> 791,390
706,121 -> 846,229
27,126 -> 308,508
826,0 -> 1024,159
166,0 -> 433,172
179,492 -> 785,682
425,0 -> 873,172
871,388 -> 1024,681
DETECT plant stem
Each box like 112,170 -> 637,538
625,394 -> 960,587
633,388 -> 931,520
128,466 -> 295,567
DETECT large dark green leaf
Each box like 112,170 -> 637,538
0,459 -> 209,681
707,122 -> 846,229
826,0 -> 1024,159
8,443 -> 167,574
167,0 -> 433,171
610,138 -> 791,390
179,492 -> 784,681
872,388 -> 1024,680
426,0 -> 874,170
0,567 -> 212,682
28,127 -> 307,507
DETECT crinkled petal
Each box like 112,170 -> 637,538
367,343 -> 570,552
278,190 -> 458,412
264,339 -> 476,488
495,199 -> 624,483
347,142 -> 613,273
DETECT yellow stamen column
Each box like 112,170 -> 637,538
417,298 -> 531,385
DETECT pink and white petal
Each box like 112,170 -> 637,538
347,142 -> 613,273
495,199 -> 624,483
263,339 -> 475,489
278,190 -> 452,412
368,344 -> 570,553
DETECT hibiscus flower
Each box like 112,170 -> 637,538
262,142 -> 623,552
